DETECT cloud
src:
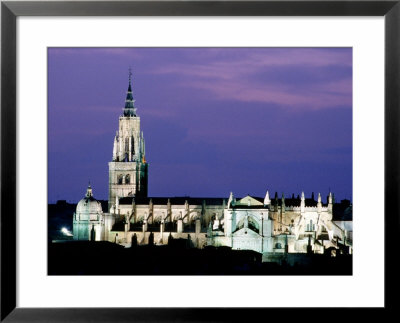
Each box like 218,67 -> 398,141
148,48 -> 352,109
183,79 -> 350,109
48,47 -> 144,59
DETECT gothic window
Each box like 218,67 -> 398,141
125,174 -> 130,184
131,136 -> 135,154
235,216 -> 259,232
118,175 -> 123,184
125,137 -> 129,153
307,220 -> 314,231
275,243 -> 282,249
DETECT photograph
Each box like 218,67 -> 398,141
3,0 -> 399,319
47,47 -> 353,275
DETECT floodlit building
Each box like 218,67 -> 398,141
72,74 -> 353,258
73,184 -> 104,241
108,70 -> 148,210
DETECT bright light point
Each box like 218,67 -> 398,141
61,227 -> 73,236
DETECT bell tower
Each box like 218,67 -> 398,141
108,69 -> 148,211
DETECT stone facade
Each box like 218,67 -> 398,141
105,192 -> 352,256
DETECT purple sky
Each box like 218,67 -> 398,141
48,48 -> 352,204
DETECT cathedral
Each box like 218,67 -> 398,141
72,73 -> 353,260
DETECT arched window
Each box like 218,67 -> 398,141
131,136 -> 135,154
125,137 -> 129,153
235,215 -> 260,233
248,217 -> 259,232
118,175 -> 123,184
310,220 -> 314,231
125,174 -> 130,184
306,220 -> 314,232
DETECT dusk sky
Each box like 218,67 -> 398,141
48,47 -> 352,204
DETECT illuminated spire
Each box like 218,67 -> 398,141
300,191 -> 305,213
263,190 -> 271,206
327,192 -> 333,214
124,67 -> 137,117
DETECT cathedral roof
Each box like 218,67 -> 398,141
118,196 -> 229,206
231,205 -> 269,209
118,195 -> 329,207
118,194 -> 342,210
270,196 -> 328,207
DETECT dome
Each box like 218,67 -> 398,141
76,185 -> 103,221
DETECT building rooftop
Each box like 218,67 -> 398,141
119,196 -> 228,206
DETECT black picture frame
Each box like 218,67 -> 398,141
1,0 -> 398,321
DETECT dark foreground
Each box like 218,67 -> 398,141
48,241 -> 352,275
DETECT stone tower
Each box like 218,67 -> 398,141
108,70 -> 148,211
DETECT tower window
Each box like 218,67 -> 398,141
125,137 -> 129,153
306,220 -> 315,232
306,220 -> 314,232
125,174 -> 130,184
118,175 -> 123,184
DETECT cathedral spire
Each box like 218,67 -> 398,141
124,67 -> 137,117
